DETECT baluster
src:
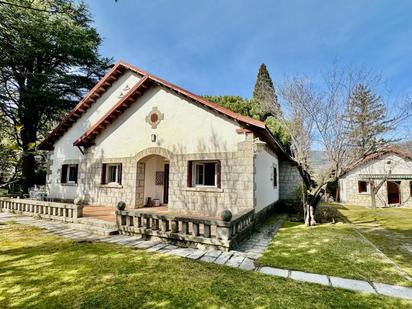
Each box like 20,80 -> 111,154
162,219 -> 169,232
125,215 -> 132,227
152,218 -> 159,230
182,221 -> 189,234
192,223 -> 200,236
171,220 -> 178,233
204,224 -> 211,238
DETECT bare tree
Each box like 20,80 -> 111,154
280,64 -> 412,223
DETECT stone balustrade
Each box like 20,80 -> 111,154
116,208 -> 255,251
0,197 -> 83,223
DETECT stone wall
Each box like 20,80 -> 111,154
341,177 -> 412,208
279,160 -> 303,200
73,136 -> 255,216
168,135 -> 255,217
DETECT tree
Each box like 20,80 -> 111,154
345,84 -> 393,157
252,64 -> 282,120
0,0 -> 111,192
202,95 -> 261,119
204,95 -> 291,147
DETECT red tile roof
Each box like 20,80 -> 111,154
38,61 -> 266,150
343,147 -> 412,175
39,61 -> 288,157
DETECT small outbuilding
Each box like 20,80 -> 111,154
339,148 -> 412,207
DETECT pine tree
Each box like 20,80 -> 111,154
252,64 -> 282,120
345,84 -> 392,156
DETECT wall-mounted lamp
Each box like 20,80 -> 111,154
151,134 -> 157,143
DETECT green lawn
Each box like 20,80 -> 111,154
257,216 -> 411,287
338,205 -> 412,281
1,223 -> 410,308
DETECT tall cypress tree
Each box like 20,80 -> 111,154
252,64 -> 282,120
345,84 -> 392,156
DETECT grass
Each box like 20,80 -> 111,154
338,204 -> 412,281
1,223 -> 411,308
257,214 -> 412,287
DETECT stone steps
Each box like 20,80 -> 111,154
68,218 -> 119,236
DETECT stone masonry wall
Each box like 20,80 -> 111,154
342,177 -> 412,208
76,136 -> 255,216
279,160 -> 303,200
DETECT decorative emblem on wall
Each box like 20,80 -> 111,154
118,84 -> 131,98
146,107 -> 164,129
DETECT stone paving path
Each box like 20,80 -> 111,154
1,212 -> 412,301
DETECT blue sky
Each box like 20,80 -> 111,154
86,0 -> 412,138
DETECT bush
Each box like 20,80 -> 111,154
315,205 -> 337,223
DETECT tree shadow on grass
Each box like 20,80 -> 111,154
1,224 -> 411,308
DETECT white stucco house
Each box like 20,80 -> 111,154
339,148 -> 412,208
38,60 -> 302,222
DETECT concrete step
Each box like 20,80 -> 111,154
68,218 -> 119,236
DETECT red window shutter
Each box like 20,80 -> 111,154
216,161 -> 221,188
118,164 -> 122,185
74,164 -> 79,184
187,161 -> 192,187
101,163 -> 107,184
61,165 -> 67,183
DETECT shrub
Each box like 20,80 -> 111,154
315,205 -> 337,223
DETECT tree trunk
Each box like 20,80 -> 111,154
370,181 -> 376,208
20,122 -> 37,193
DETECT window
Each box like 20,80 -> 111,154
101,163 -> 122,185
61,164 -> 78,184
410,181 -> 412,197
187,161 -> 221,188
273,166 -> 278,187
358,181 -> 368,193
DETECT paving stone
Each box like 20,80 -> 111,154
373,283 -> 412,300
213,252 -> 233,265
200,255 -> 218,263
259,267 -> 289,278
330,277 -> 376,293
186,249 -> 206,260
133,241 -> 157,249
290,271 -> 329,286
147,243 -> 168,252
225,255 -> 245,268
203,249 -> 222,258
245,252 -> 261,260
158,245 -> 179,253
239,258 -> 255,270
167,248 -> 195,257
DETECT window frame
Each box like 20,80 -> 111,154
101,163 -> 122,185
61,164 -> 78,184
273,165 -> 278,188
66,164 -> 78,184
192,161 -> 217,187
188,160 -> 221,188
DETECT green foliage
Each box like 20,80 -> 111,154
0,0 -> 112,190
345,84 -> 393,155
252,63 -> 282,119
265,116 -> 291,146
203,96 -> 291,149
315,204 -> 337,223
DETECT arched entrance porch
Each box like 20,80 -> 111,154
134,147 -> 173,208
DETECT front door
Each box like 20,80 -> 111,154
387,181 -> 401,204
163,164 -> 169,204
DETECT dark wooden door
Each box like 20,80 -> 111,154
387,181 -> 401,204
163,164 -> 169,204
